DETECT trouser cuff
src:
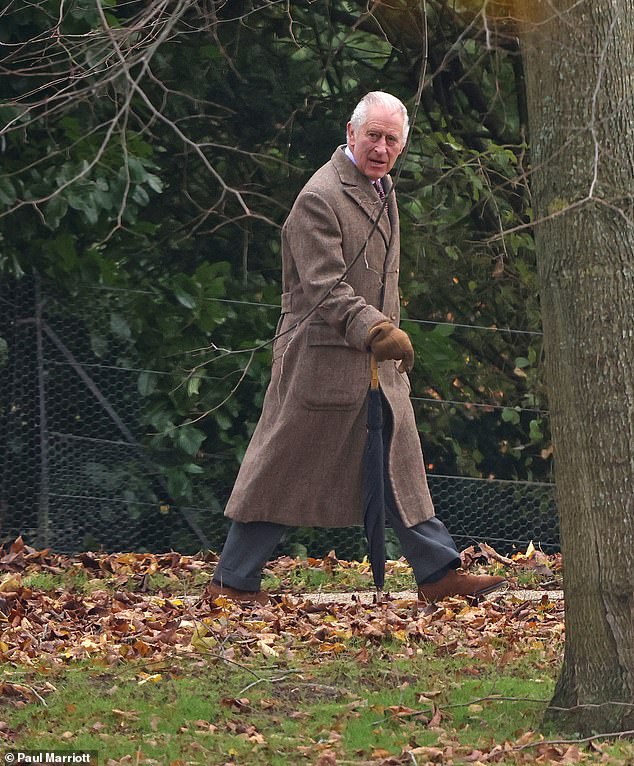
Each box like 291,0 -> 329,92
212,568 -> 262,592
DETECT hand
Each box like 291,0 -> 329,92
367,321 -> 414,373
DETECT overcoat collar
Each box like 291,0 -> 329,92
331,146 -> 394,247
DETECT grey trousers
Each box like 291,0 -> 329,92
214,397 -> 461,592
213,514 -> 460,591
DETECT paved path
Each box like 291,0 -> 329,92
293,586 -> 563,605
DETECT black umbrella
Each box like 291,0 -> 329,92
363,355 -> 386,596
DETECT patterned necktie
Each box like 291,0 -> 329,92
373,180 -> 385,200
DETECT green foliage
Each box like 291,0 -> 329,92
0,0 -> 550,549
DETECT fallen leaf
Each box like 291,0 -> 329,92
0,573 -> 22,593
220,697 -> 251,712
111,709 -> 140,721
314,751 -> 338,766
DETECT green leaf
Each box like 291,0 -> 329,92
183,463 -> 205,474
90,334 -> 109,358
172,278 -> 198,309
529,419 -> 543,442
132,185 -> 150,206
127,157 -> 148,183
431,323 -> 455,338
176,426 -> 206,456
146,174 -> 163,193
0,176 -> 17,206
110,312 -> 132,340
186,374 -> 203,397
51,233 -> 78,271
165,468 -> 192,501
215,412 -> 232,431
138,371 -> 158,397
44,195 -> 69,229
501,407 -> 521,425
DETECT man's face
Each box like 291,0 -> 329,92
346,104 -> 405,180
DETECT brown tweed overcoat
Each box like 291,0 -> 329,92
224,147 -> 435,528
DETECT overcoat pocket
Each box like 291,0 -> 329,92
296,323 -> 369,411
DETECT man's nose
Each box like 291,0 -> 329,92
374,137 -> 388,153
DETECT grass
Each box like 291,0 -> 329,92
21,568 -> 212,597
3,648 -> 559,765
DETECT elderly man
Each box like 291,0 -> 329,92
209,91 -> 505,604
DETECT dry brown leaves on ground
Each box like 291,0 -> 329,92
0,535 -> 563,675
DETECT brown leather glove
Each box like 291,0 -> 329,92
367,321 -> 414,373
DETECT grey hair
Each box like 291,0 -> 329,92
348,91 -> 409,144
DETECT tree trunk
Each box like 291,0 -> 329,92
518,0 -> 634,735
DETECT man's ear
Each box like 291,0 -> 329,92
346,121 -> 355,148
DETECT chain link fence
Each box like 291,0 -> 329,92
0,276 -> 558,558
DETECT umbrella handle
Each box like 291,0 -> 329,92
370,355 -> 379,391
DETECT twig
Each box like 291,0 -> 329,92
444,694 -> 548,710
514,729 -> 634,751
25,684 -> 48,707
238,670 -> 302,696
372,693 -> 549,723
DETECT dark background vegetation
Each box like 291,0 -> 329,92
0,1 -> 549,552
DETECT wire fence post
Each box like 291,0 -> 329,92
34,274 -> 50,549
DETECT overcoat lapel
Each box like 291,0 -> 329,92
334,150 -> 393,249
384,176 -> 399,274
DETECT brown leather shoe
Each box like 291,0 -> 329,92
418,569 -> 506,603
206,581 -> 270,605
